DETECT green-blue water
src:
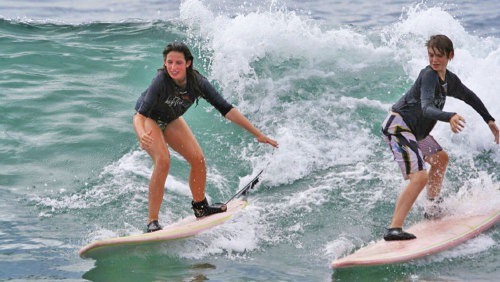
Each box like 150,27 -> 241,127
1,0 -> 499,281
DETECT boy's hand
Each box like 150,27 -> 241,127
488,120 -> 499,144
449,114 -> 465,133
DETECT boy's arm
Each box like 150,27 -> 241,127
448,73 -> 495,124
488,120 -> 499,144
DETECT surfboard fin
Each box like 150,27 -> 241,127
225,169 -> 264,204
242,177 -> 259,196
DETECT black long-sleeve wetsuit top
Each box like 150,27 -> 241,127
135,70 -> 233,123
392,66 -> 495,141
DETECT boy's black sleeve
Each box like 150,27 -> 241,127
448,73 -> 495,123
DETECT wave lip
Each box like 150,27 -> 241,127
0,0 -> 182,25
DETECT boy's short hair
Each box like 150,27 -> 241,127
426,35 -> 454,57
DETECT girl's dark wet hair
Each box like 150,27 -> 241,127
162,41 -> 194,66
161,42 -> 202,103
426,35 -> 454,58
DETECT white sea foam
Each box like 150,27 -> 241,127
324,236 -> 357,261
179,0 -> 394,191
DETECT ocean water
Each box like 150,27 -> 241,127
1,0 -> 499,281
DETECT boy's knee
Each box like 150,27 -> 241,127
438,150 -> 449,166
411,170 -> 429,187
428,150 -> 449,168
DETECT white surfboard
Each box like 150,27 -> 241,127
331,209 -> 500,268
79,199 -> 247,259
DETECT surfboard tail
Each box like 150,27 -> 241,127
331,210 -> 500,269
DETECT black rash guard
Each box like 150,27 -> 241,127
135,70 -> 233,123
392,66 -> 495,141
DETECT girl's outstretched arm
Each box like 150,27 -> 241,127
224,108 -> 278,148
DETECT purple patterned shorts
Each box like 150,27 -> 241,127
381,113 -> 443,180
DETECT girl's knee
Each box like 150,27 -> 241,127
189,154 -> 206,170
155,152 -> 170,171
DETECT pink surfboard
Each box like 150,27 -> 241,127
332,209 -> 500,268
79,199 -> 247,259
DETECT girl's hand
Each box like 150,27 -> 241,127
140,129 -> 153,150
256,134 -> 279,148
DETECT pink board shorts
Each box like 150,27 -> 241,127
381,113 -> 443,180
